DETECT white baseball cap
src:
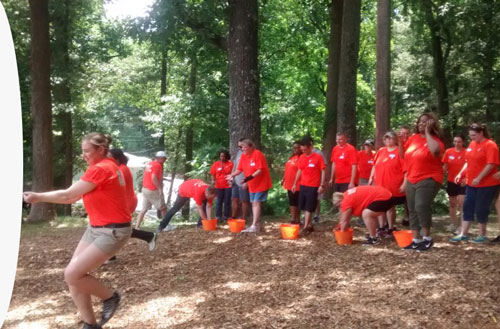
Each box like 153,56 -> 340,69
155,151 -> 167,158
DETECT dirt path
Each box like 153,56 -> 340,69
5,218 -> 500,328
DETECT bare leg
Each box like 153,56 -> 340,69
290,205 -> 300,223
421,227 -> 431,238
457,194 -> 464,223
135,209 -> 147,229
361,209 -> 380,237
160,206 -> 167,218
304,211 -> 313,229
386,207 -> 396,229
479,222 -> 487,236
460,221 -> 471,235
449,195 -> 458,226
231,197 -> 240,218
251,201 -> 261,228
242,201 -> 249,221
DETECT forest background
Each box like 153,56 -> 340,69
6,0 -> 500,222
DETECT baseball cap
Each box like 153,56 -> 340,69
364,139 -> 374,146
155,151 -> 167,158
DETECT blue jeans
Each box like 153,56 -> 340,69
216,188 -> 232,221
157,196 -> 208,230
463,185 -> 500,223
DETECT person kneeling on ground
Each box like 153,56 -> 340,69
332,185 -> 394,245
156,179 -> 217,232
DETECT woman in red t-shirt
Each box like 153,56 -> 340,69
441,135 -> 466,234
281,141 -> 302,223
402,112 -> 444,252
210,149 -> 234,223
357,139 -> 375,185
23,133 -> 130,329
369,131 -> 405,236
451,124 -> 500,244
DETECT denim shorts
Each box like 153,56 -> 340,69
463,185 -> 500,223
249,190 -> 268,202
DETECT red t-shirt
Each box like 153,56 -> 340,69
298,152 -> 325,187
464,139 -> 500,187
81,158 -> 131,226
118,163 -> 138,214
210,160 -> 234,189
283,154 -> 301,191
404,134 -> 445,184
373,147 -> 405,197
331,143 -> 358,184
237,149 -> 272,193
357,150 -> 375,179
442,148 -> 466,183
178,179 -> 213,206
142,160 -> 163,191
341,185 -> 392,216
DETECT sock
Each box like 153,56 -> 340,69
423,236 -> 432,241
413,238 -> 422,243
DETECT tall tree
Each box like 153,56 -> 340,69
28,0 -> 55,222
227,0 -> 260,154
375,0 -> 391,147
336,0 -> 362,144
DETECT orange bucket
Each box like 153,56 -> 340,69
227,219 -> 246,233
280,224 -> 299,240
202,219 -> 217,231
334,227 -> 353,245
393,230 -> 413,248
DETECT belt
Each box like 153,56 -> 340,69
91,223 -> 131,229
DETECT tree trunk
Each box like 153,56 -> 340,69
375,0 -> 391,148
159,51 -> 168,149
336,0 -> 361,145
227,0 -> 260,157
52,0 -> 73,216
322,0 -> 344,199
28,0 -> 55,222
166,128 -> 182,208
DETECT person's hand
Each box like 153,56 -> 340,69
368,177 -> 373,186
225,174 -> 233,181
291,184 -> 296,193
23,192 -> 40,204
471,177 -> 480,186
318,185 -> 325,194
493,172 -> 500,181
242,183 -> 248,189
460,178 -> 466,187
328,178 -> 334,187
399,181 -> 407,194
425,119 -> 435,134
348,182 -> 355,189
280,178 -> 284,186
454,174 -> 461,184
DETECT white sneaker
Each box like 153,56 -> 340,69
162,224 -> 177,232
149,232 -> 158,251
241,225 -> 258,233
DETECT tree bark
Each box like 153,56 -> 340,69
336,0 -> 361,145
322,0 -> 344,199
166,128 -> 182,208
227,0 -> 260,157
375,0 -> 391,148
28,0 -> 55,222
159,51 -> 167,149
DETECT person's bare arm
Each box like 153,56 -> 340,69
348,164 -> 357,189
23,180 -> 95,204
339,208 -> 353,231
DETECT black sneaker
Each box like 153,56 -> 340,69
403,241 -> 420,250
490,235 -> 500,244
313,216 -> 320,224
363,236 -> 379,246
417,239 -> 433,252
83,323 -> 102,329
100,292 -> 121,326
376,227 -> 388,238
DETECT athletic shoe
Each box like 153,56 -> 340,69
449,235 -> 469,243
313,216 -> 320,224
403,241 -> 420,250
417,239 -> 433,252
363,236 -> 379,246
376,227 -> 388,238
100,292 -> 121,326
490,235 -> 500,244
472,235 -> 489,244
83,323 -> 102,329
242,225 -> 258,233
104,256 -> 117,264
149,233 -> 158,251
401,219 -> 410,227
162,224 -> 177,232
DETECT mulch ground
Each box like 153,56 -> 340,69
5,217 -> 500,329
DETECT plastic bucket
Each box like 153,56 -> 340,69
334,227 -> 353,245
227,219 -> 246,233
202,219 -> 217,231
280,224 -> 299,240
393,230 -> 413,248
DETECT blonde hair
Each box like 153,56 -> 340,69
83,133 -> 112,151
332,192 -> 344,208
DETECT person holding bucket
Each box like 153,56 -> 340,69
156,179 -> 217,232
281,141 -> 302,224
292,136 -> 326,235
332,185 -> 394,245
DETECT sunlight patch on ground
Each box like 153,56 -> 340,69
221,281 -> 254,291
212,236 -> 233,244
416,273 -> 438,280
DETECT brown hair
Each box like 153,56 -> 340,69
413,112 -> 442,139
469,123 -> 490,139
83,133 -> 112,151
206,186 -> 217,197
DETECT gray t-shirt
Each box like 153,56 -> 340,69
233,149 -> 245,186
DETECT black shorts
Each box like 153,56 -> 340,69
446,182 -> 465,197
366,198 -> 394,213
287,190 -> 300,207
334,183 -> 349,193
299,186 -> 319,213
390,196 -> 406,206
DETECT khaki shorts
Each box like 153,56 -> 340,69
81,226 -> 132,256
142,187 -> 166,210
